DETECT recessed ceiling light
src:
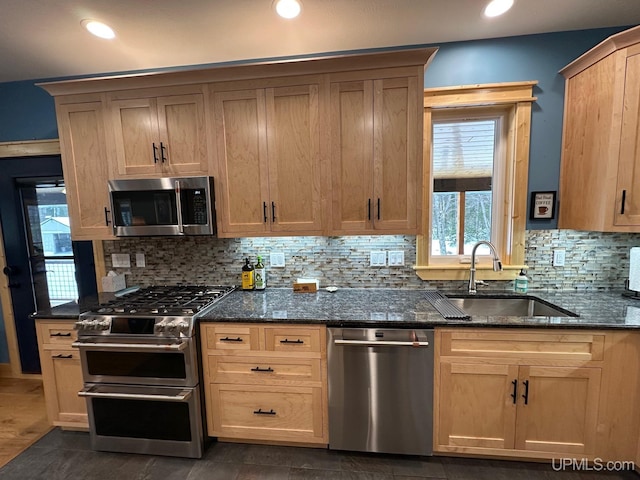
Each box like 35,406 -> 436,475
274,0 -> 302,19
81,19 -> 116,39
484,0 -> 514,17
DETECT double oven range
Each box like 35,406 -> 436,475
73,285 -> 235,458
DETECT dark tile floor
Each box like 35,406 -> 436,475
0,429 -> 636,480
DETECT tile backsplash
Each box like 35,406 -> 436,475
102,230 -> 640,291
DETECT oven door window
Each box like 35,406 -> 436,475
86,350 -> 186,379
93,397 -> 191,441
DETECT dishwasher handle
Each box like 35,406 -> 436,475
333,331 -> 430,347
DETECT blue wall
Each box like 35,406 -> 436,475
0,26 -> 630,225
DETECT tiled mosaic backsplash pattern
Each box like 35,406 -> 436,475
102,230 -> 640,291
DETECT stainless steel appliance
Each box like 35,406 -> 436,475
327,328 -> 434,456
73,285 -> 235,458
108,176 -> 215,237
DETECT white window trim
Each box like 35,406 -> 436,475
415,81 -> 537,281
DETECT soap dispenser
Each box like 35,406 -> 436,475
514,269 -> 528,293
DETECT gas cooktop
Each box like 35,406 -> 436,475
89,285 -> 237,316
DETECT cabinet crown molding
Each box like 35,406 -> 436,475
560,24 -> 640,79
38,47 -> 438,97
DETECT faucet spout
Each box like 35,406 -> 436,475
468,241 -> 502,294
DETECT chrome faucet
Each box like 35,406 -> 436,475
468,241 -> 503,294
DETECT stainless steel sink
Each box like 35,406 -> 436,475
446,295 -> 578,318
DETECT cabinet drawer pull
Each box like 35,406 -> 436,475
621,189 -> 627,215
250,366 -> 274,373
368,198 -> 371,221
220,336 -> 243,342
53,354 -> 73,359
522,379 -> 529,405
50,332 -> 72,337
280,338 -> 303,344
263,202 -> 268,223
510,379 -> 518,404
104,207 -> 112,226
253,408 -> 276,415
377,198 -> 381,220
271,202 -> 276,222
152,142 -> 159,163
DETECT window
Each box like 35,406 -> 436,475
415,82 -> 537,280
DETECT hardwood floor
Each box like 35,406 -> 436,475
0,377 -> 52,467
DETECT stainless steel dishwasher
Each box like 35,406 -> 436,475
327,328 -> 433,456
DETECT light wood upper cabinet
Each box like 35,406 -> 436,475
109,91 -> 208,177
212,80 -> 323,236
55,95 -> 115,240
559,26 -> 640,231
330,73 -> 422,235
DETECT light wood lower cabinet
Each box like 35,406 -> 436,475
35,319 -> 88,429
434,328 -> 640,461
201,323 -> 328,446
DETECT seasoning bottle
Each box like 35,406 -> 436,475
241,258 -> 255,290
514,269 -> 528,293
254,255 -> 266,290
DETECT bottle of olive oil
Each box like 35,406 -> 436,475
254,255 -> 266,290
241,258 -> 255,290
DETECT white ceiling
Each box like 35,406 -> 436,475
2,0 -> 640,83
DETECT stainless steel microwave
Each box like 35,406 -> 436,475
108,177 -> 216,236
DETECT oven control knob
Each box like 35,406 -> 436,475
154,320 -> 168,334
174,320 -> 190,335
98,319 -> 111,331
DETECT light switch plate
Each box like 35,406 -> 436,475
136,253 -> 146,268
388,251 -> 405,266
270,252 -> 285,268
553,249 -> 566,267
370,251 -> 387,267
111,253 -> 131,268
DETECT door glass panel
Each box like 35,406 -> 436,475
21,182 -> 79,307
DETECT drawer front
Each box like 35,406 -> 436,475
208,356 -> 322,386
264,326 -> 323,355
208,384 -> 325,442
202,324 -> 260,352
38,321 -> 77,346
439,329 -> 605,362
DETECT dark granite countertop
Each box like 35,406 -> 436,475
199,288 -> 640,330
32,287 -> 640,330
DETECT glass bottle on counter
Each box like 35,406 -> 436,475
241,258 -> 255,290
254,255 -> 266,290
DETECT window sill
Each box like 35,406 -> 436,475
413,265 -> 527,281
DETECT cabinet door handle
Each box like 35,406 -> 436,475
621,189 -> 627,215
263,202 -> 268,223
250,366 -> 274,373
368,199 -> 371,221
152,142 -> 159,163
522,379 -> 529,405
50,332 -> 72,337
271,202 -> 276,222
220,336 -> 243,342
253,408 -> 276,415
104,207 -> 112,226
510,379 -> 518,404
377,198 -> 381,220
53,354 -> 73,359
160,142 -> 167,163
280,338 -> 303,344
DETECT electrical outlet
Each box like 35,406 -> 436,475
135,253 -> 146,267
369,251 -> 387,267
388,251 -> 405,266
270,252 -> 285,268
553,249 -> 566,267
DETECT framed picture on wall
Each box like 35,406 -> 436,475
530,191 -> 556,220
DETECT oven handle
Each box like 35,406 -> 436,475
71,340 -> 189,351
175,179 -> 184,234
78,386 -> 192,402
